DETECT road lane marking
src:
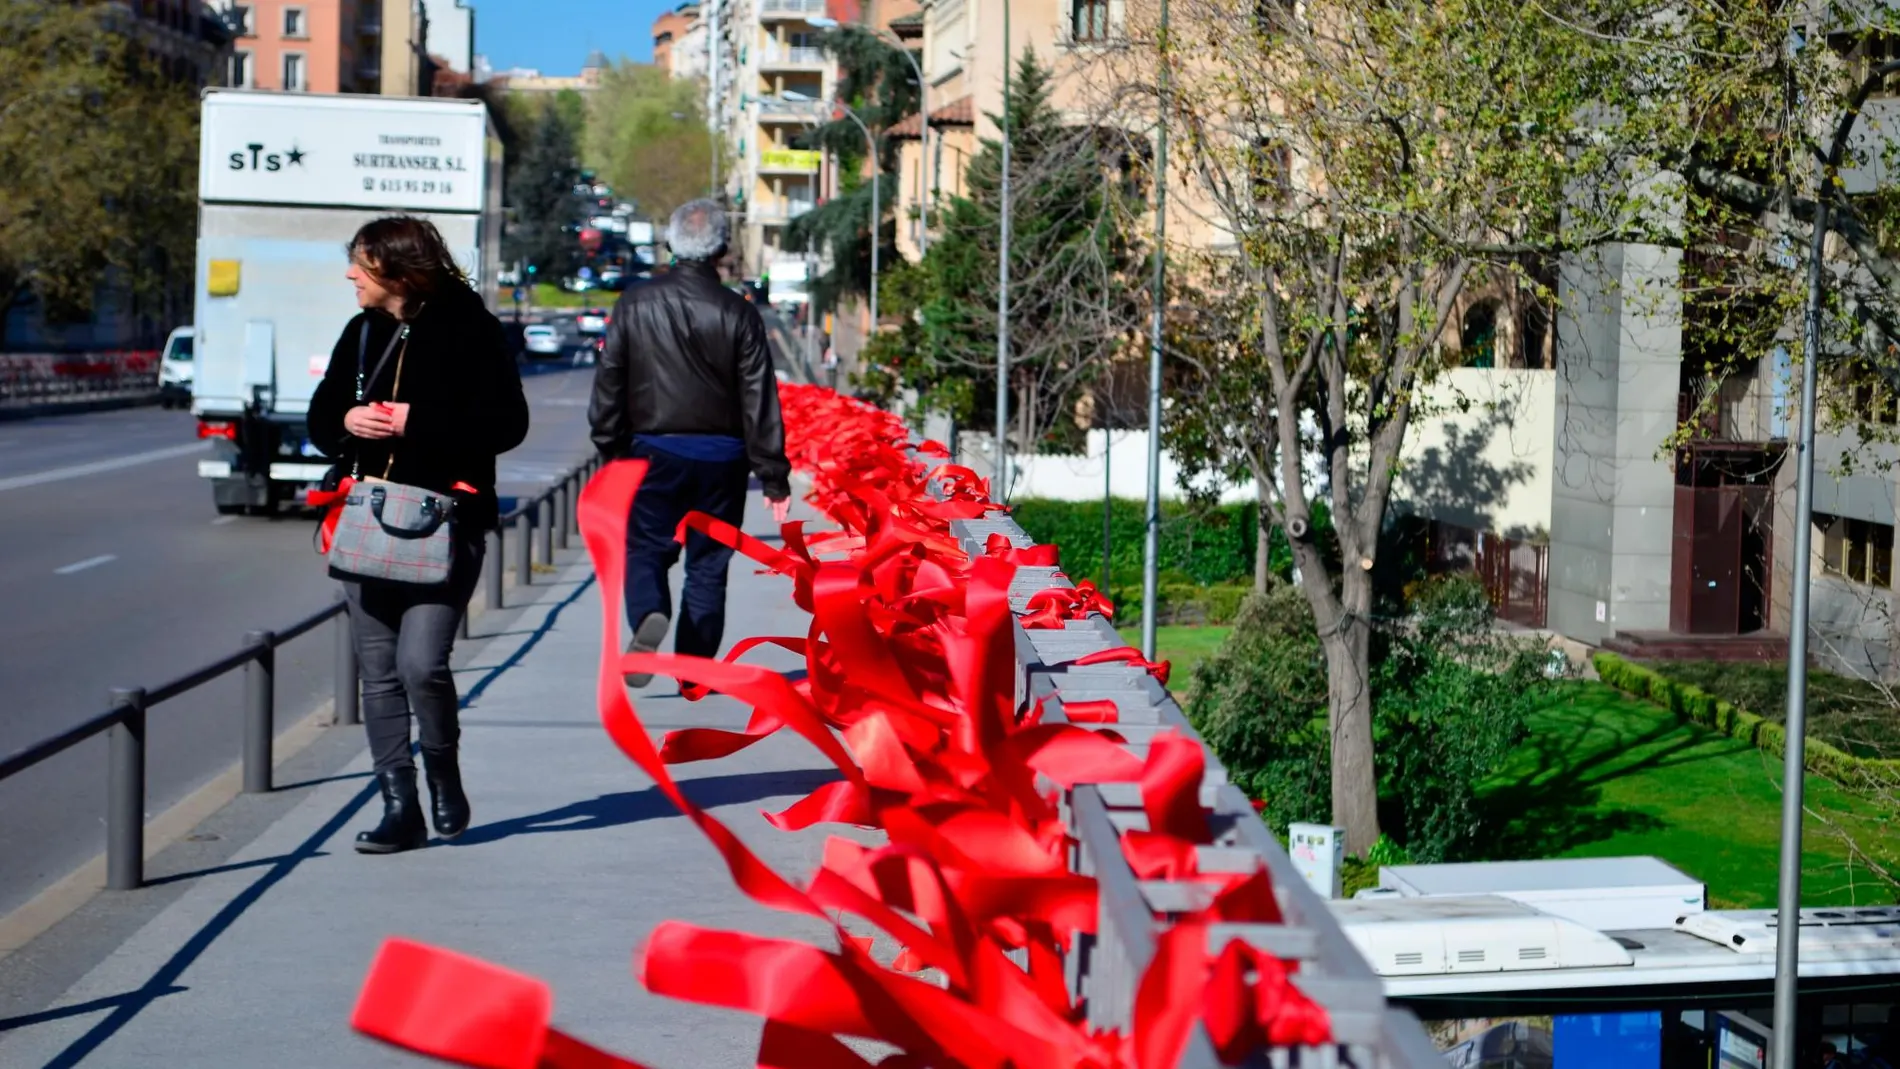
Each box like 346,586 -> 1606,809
211,515 -> 239,526
0,441 -> 208,494
54,554 -> 117,575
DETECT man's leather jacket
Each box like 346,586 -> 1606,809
587,260 -> 792,499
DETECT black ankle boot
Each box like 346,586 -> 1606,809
422,746 -> 471,839
356,768 -> 428,854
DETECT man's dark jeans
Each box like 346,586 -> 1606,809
625,441 -> 750,659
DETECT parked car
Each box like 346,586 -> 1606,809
158,326 -> 194,408
522,324 -> 564,360
577,309 -> 609,335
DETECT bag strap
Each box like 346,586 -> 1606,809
354,319 -> 407,403
351,318 -> 408,479
381,336 -> 410,480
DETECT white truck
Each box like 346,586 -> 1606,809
191,89 -> 502,514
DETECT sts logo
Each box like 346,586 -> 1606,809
228,142 -> 308,172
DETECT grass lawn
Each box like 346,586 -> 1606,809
1121,625 -> 1233,680
1478,681 -> 1898,907
529,283 -> 605,309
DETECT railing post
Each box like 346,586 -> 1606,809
335,593 -> 360,726
515,507 -> 533,588
539,491 -> 556,564
555,481 -> 570,550
485,527 -> 503,611
243,630 -> 275,793
107,687 -> 146,891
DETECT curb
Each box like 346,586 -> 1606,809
0,393 -> 161,422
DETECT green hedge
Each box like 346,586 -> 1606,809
1593,652 -> 1900,795
1009,497 -> 1332,589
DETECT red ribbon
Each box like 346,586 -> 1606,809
350,384 -> 1332,1069
306,475 -> 355,555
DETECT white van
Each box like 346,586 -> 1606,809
159,326 -> 195,408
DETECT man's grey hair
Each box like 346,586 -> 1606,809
667,199 -> 729,262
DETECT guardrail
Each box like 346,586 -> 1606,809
0,351 -> 160,404
0,455 -> 601,895
944,502 -> 1444,1065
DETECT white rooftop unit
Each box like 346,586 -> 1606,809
1365,856 -> 1705,931
1332,895 -> 1635,977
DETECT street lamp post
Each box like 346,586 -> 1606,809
1769,57 -> 1900,1069
810,16 -> 928,254
996,0 -> 1012,501
833,102 -> 881,332
1140,0 -> 1171,660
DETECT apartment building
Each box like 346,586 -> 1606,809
653,3 -> 701,75
492,53 -> 607,94
720,0 -> 836,277
212,0 -> 382,92
119,1 -> 235,86
420,0 -> 472,74
380,0 -> 429,96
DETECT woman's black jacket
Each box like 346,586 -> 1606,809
308,285 -> 530,531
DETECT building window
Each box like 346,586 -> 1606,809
1837,359 -> 1899,425
230,4 -> 255,36
1819,513 -> 1894,587
283,7 -> 307,38
283,52 -> 307,91
1461,300 -> 1500,369
1249,137 -> 1291,205
1071,0 -> 1109,41
229,49 -> 253,86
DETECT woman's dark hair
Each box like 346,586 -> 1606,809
346,216 -> 468,301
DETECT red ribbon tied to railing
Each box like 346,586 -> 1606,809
350,384 -> 1329,1068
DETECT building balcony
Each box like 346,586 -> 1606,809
759,0 -> 828,19
758,45 -> 827,69
358,12 -> 382,35
751,199 -> 817,225
756,96 -> 826,121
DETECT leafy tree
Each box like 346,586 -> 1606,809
1095,0 -> 1659,852
1116,0 -> 1900,854
583,61 -> 718,224
502,98 -> 584,278
784,26 -> 922,313
0,3 -> 198,327
862,49 -> 1142,457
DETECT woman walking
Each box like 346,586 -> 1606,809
310,216 -> 530,854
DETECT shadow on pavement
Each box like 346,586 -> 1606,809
0,561 -> 599,1064
450,767 -> 841,847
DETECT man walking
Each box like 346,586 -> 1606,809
589,199 -> 792,686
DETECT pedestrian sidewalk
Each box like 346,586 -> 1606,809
0,498 -> 843,1068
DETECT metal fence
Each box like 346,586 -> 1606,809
0,455 -> 600,894
945,511 -> 1445,1068
0,351 -> 160,405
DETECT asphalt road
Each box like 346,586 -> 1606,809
0,363 -> 598,917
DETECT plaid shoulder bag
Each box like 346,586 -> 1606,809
326,318 -> 456,587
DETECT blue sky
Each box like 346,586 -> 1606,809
471,0 -> 674,72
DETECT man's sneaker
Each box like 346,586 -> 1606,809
623,612 -> 671,688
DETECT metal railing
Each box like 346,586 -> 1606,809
759,45 -> 827,66
944,508 -> 1445,1067
758,0 -> 828,17
0,455 -> 602,894
0,351 -> 161,405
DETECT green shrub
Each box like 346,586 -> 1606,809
1593,653 -> 1900,796
1184,585 -> 1333,831
1373,583 -> 1550,862
1009,497 -> 1333,589
1643,660 -> 1900,761
1186,573 -> 1546,862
